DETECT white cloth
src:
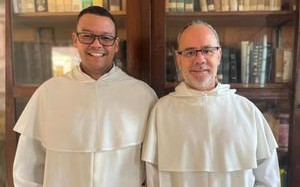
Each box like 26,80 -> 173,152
13,65 -> 157,187
142,82 -> 280,187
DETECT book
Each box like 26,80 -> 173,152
121,0 -> 126,11
194,0 -> 200,11
221,0 -> 229,11
257,0 -> 265,10
47,0 -> 56,12
275,0 -> 282,10
264,0 -> 270,10
20,0 -> 36,13
13,42 -> 48,84
82,0 -> 93,9
12,0 -> 21,13
278,113 -> 289,147
229,0 -> 238,11
250,0 -> 257,10
37,27 -> 55,44
260,35 -> 268,85
176,0 -> 185,12
229,48 -> 238,83
275,48 -> 284,82
207,0 -> 215,11
64,0 -> 73,12
221,47 -> 230,83
56,0 -> 65,12
241,41 -> 250,84
214,0 -> 221,11
199,0 -> 208,12
237,0 -> 244,11
166,42 -> 179,82
72,0 -> 82,11
93,0 -> 103,6
185,0 -> 194,12
166,0 -> 169,11
243,0 -> 250,10
109,0 -> 121,11
169,0 -> 177,12
35,0 -> 47,12
282,49 -> 293,82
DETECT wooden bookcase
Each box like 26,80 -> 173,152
5,0 -> 300,187
4,0 -> 151,186
150,0 -> 300,187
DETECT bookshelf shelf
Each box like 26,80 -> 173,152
13,11 -> 126,25
166,11 -> 296,27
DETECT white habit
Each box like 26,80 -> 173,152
13,65 -> 157,187
142,82 -> 280,187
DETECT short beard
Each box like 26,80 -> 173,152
181,72 -> 216,91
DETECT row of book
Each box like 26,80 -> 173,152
166,0 -> 296,12
240,39 -> 293,84
13,0 -> 126,13
165,40 -> 293,85
13,41 -> 127,83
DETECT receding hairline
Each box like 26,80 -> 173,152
177,20 -> 220,48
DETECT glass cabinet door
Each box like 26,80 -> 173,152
151,0 -> 298,186
5,0 -> 150,186
11,0 -> 127,85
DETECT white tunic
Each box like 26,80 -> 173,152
13,65 -> 157,187
142,82 -> 280,187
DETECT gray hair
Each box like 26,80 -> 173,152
177,20 -> 220,48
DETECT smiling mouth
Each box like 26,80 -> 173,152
88,52 -> 106,57
190,69 -> 209,73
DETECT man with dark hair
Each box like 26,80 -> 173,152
13,6 -> 157,187
142,20 -> 280,187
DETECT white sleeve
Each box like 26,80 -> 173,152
253,149 -> 281,187
13,135 -> 45,187
145,162 -> 160,187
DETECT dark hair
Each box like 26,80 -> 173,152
77,6 -> 117,35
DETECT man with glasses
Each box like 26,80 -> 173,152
13,6 -> 157,187
142,20 -> 280,187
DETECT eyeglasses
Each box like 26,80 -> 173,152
76,32 -> 117,46
177,46 -> 221,58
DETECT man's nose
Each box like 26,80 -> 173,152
90,37 -> 103,47
194,51 -> 206,62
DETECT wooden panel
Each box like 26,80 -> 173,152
126,0 -> 142,79
151,0 -> 166,92
289,7 -> 300,187
5,1 -> 16,187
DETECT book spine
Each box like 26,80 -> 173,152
185,0 -> 194,12
35,0 -> 48,12
109,0 -> 121,11
176,0 -> 185,12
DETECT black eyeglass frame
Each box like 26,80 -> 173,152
76,32 -> 118,46
177,46 -> 221,57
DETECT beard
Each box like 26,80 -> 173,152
181,71 -> 216,91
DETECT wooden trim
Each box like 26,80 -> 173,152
150,0 -> 166,93
140,0 -> 151,83
5,0 -> 16,186
126,0 -> 142,79
289,2 -> 300,186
